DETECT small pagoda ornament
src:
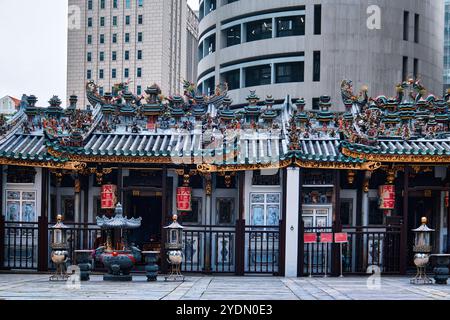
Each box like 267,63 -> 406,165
49,215 -> 70,281
410,217 -> 435,285
164,214 -> 185,282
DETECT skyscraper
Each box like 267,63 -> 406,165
197,0 -> 444,108
67,0 -> 198,108
444,0 -> 450,92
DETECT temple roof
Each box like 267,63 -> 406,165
1,79 -> 449,171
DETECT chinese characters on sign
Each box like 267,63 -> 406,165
334,233 -> 348,243
101,184 -> 117,209
304,233 -> 318,244
379,185 -> 395,210
176,187 -> 192,211
320,233 -> 333,243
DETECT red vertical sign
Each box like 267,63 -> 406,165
101,184 -> 117,209
176,187 -> 192,211
379,185 -> 395,209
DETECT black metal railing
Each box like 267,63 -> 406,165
182,225 -> 236,273
342,225 -> 401,274
47,223 -> 101,270
302,225 -> 401,275
3,222 -> 39,269
244,225 -> 280,275
303,227 -> 333,275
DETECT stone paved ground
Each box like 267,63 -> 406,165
0,273 -> 450,300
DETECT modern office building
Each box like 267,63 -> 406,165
67,0 -> 199,109
197,0 -> 444,109
444,0 -> 450,92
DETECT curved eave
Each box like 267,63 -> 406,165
341,146 -> 450,163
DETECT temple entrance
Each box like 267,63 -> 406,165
125,192 -> 163,252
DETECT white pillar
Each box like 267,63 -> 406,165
285,167 -> 300,277
362,191 -> 369,226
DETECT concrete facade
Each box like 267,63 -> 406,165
67,0 -> 198,109
0,96 -> 20,115
197,0 -> 444,109
445,0 -> 450,92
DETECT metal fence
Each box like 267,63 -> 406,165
182,225 -> 236,273
3,222 -> 39,269
244,225 -> 280,275
302,225 -> 401,276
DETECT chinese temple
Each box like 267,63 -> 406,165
0,79 -> 449,277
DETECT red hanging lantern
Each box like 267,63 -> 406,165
101,184 -> 117,209
379,185 -> 395,210
176,187 -> 192,211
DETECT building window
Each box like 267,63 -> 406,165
182,198 -> 201,224
275,61 -> 304,83
222,69 -> 240,90
137,85 -> 142,95
276,15 -> 305,37
137,50 -> 142,60
204,34 -> 215,56
99,51 -> 104,61
314,4 -> 322,35
125,15 -> 130,25
126,0 -> 131,9
100,17 -> 105,27
245,64 -> 271,87
137,67 -> 142,77
198,42 -> 204,59
100,0 -> 105,9
252,170 -> 280,186
112,33 -> 117,43
113,0 -> 118,9
6,190 -> 37,222
99,69 -> 104,79
112,16 -> 118,26
87,52 -> 92,62
99,87 -> 104,96
125,50 -> 130,60
414,58 -> 419,79
216,198 -> 235,225
124,68 -> 129,78
204,76 -> 215,95
100,34 -> 105,44
414,13 -> 419,43
402,56 -> 408,81
112,69 -> 117,79
250,193 -> 280,226
88,0 -> 93,10
112,51 -> 117,61
87,35 -> 92,44
87,17 -> 93,27
206,0 -> 216,15
224,25 -> 241,47
246,19 -> 272,42
312,97 -> 320,110
313,51 -> 321,82
125,33 -> 130,43
87,70 -> 92,79
138,0 -> 143,7
137,32 -> 143,42
403,11 -> 409,41
138,15 -> 143,24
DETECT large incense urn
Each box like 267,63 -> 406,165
95,203 -> 142,281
